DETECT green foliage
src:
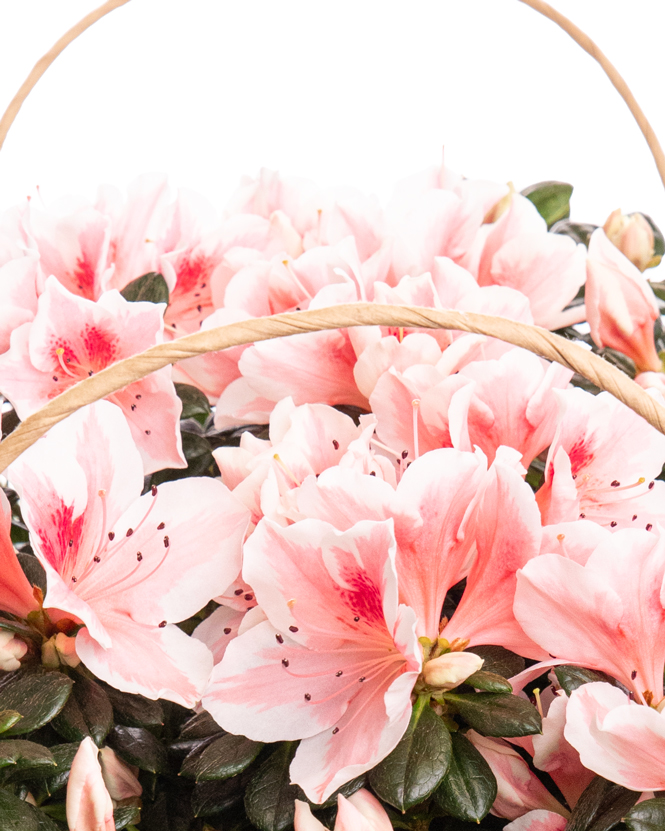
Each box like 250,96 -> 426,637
370,697 -> 452,812
0,669 -> 73,735
433,732 -> 497,823
554,665 -> 614,696
108,725 -> 169,773
522,180 -> 573,227
175,383 -> 212,425
52,675 -> 113,746
567,776 -> 639,831
442,692 -> 542,737
181,733 -> 264,782
120,271 -> 170,304
244,743 -> 301,831
625,798 -> 665,831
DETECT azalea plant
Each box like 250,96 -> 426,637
2,3 -> 665,831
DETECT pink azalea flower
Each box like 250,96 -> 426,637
202,518 -> 422,803
370,348 -> 571,468
515,528 -> 665,704
531,691 -> 594,807
585,228 -> 661,372
604,209 -> 658,272
474,194 -> 586,330
294,789 -> 393,831
0,255 -> 39,354
0,276 -> 185,474
536,388 -> 665,529
0,631 -> 28,671
564,681 -> 665,791
213,397 -> 394,527
98,747 -> 142,802
467,732 -> 568,820
503,811 -> 568,831
10,402 -> 250,706
66,737 -> 114,831
295,447 -> 544,657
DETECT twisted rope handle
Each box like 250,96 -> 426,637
1,304 -> 664,472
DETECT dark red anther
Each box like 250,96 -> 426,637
126,528 -> 133,537
332,439 -> 339,450
304,693 -> 311,701
151,485 -> 158,496
157,522 -> 165,530
647,523 -> 653,531
159,621 -> 167,628
282,658 -> 289,667
223,628 -> 231,635
276,634 -> 284,644
234,589 -> 244,596
108,531 -> 115,541
611,480 -> 620,487
136,552 -> 143,561
163,535 -> 170,548
289,626 -> 298,632
332,727 -> 339,735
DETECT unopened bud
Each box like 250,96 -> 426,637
423,651 -> 484,690
0,631 -> 27,671
604,209 -> 659,272
99,747 -> 142,802
41,633 -> 80,669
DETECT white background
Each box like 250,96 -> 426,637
0,1 -> 663,249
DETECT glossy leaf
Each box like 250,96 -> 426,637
31,743 -> 80,799
567,775 -> 639,831
0,669 -> 73,734
554,665 -> 613,696
175,383 -> 212,424
120,271 -> 169,304
102,684 -> 164,730
192,777 -> 245,818
625,798 -> 665,831
52,675 -> 113,746
369,697 -> 452,811
0,740 -> 55,771
522,180 -> 573,228
0,710 -> 23,734
113,804 -> 141,829
551,219 -> 597,247
182,733 -> 264,781
443,692 -> 542,737
469,646 -> 525,679
0,788 -> 58,831
244,743 -> 300,831
109,725 -> 169,774
434,732 -> 497,823
464,670 -> 512,693
151,432 -> 214,485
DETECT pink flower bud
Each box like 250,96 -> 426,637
422,651 -> 484,689
341,789 -> 393,831
98,747 -> 142,802
586,229 -> 661,373
0,630 -> 27,671
467,732 -> 568,820
54,632 -> 80,668
604,209 -> 658,272
66,737 -> 114,831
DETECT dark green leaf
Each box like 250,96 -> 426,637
175,383 -> 212,424
52,675 -> 113,746
0,740 -> 55,771
625,798 -> 665,831
369,697 -> 452,811
0,788 -> 51,831
182,733 -> 264,781
568,776 -> 639,831
551,219 -> 597,247
555,665 -> 613,696
120,272 -> 169,304
434,731 -> 497,822
315,775 -> 366,809
464,671 -> 512,694
31,743 -> 80,798
193,777 -> 245,817
469,646 -> 525,679
177,711 -> 223,742
244,742 -> 300,831
114,804 -> 141,829
109,725 -> 169,774
16,553 -> 47,594
102,684 -> 164,730
151,432 -> 214,485
0,618 -> 39,641
0,710 -> 23,733
0,669 -> 73,734
443,692 -> 542,737
522,180 -> 573,228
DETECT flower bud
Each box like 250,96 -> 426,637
586,229 -> 661,373
98,747 -> 142,802
423,650 -> 484,690
604,209 -> 658,272
0,630 -> 27,671
66,737 -> 114,831
54,632 -> 80,668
